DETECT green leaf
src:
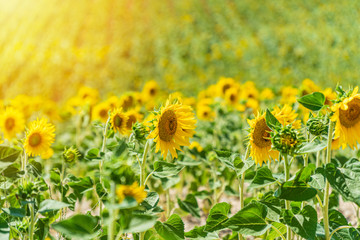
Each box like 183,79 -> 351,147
224,201 -> 271,236
204,202 -> 230,232
329,209 -> 360,239
308,173 -> 325,189
297,140 -> 327,154
160,175 -> 180,190
153,161 -> 184,178
68,175 -> 94,198
283,205 -> 317,240
38,200 -> 69,214
142,192 -> 160,209
0,218 -> 9,240
259,192 -> 281,222
215,150 -> 254,176
265,109 -> 281,130
51,214 -> 99,239
123,214 -> 158,233
322,160 -> 360,206
249,166 -> 276,189
297,92 -> 325,111
294,164 -> 315,183
177,194 -> 200,218
155,214 -> 184,240
185,226 -> 219,239
267,222 -> 286,240
0,146 -> 22,163
2,207 -> 26,218
275,181 -> 317,201
85,148 -> 101,160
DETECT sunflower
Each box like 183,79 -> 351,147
248,114 -> 279,166
280,86 -> 298,105
225,87 -> 240,106
116,182 -> 147,203
216,77 -> 237,96
331,87 -> 360,149
142,80 -> 159,100
41,148 -> 54,160
92,102 -> 110,123
0,107 -> 25,140
197,104 -> 215,121
24,118 -> 55,157
147,99 -> 196,159
110,108 -> 128,134
260,88 -> 275,100
77,86 -> 99,106
273,105 -> 301,129
125,109 -> 143,131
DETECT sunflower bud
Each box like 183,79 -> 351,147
306,116 -> 328,136
132,122 -> 149,143
271,125 -> 302,156
63,147 -> 80,164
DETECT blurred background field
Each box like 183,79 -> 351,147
1,0 -> 359,101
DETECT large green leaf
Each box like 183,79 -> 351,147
329,209 -> 360,240
0,218 -> 9,240
153,161 -> 184,178
215,150 -> 254,176
259,192 -> 281,222
297,92 -> 325,111
249,166 -> 276,189
185,226 -> 219,239
177,194 -> 200,218
51,214 -> 99,239
322,159 -> 360,206
0,146 -> 22,163
224,201 -> 271,236
123,213 -> 158,233
275,181 -> 317,201
38,200 -> 70,214
155,214 -> 184,240
283,205 -> 317,240
2,207 -> 26,218
204,202 -> 230,232
267,222 -> 286,240
297,140 -> 327,154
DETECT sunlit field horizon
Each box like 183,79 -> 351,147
1,0 -> 360,101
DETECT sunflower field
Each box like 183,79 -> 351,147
1,0 -> 360,240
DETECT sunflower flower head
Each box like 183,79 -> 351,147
116,182 -> 147,204
247,113 -> 279,166
270,125 -> 303,156
24,118 -> 55,157
63,147 -> 80,164
147,98 -> 196,159
331,86 -> 360,149
306,115 -> 328,136
110,108 -> 128,135
0,107 -> 25,140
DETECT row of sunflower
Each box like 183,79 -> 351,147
0,78 -> 359,240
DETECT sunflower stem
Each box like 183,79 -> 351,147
28,200 -> 35,240
283,154 -> 291,240
99,117 -> 110,226
323,120 -> 334,240
108,181 -> 116,240
238,145 -> 250,240
139,140 -> 151,240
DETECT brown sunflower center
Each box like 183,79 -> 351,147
29,133 -> 42,147
149,88 -> 156,96
339,98 -> 360,128
158,110 -> 177,142
230,93 -> 236,102
113,115 -> 123,127
253,118 -> 272,148
100,109 -> 108,118
5,118 -> 15,130
127,115 -> 136,129
222,84 -> 231,94
203,111 -> 209,117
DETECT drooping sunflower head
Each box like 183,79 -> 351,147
116,182 -> 147,204
0,107 -> 25,140
247,114 -> 278,166
110,108 -> 128,135
24,118 -> 56,157
147,99 -> 196,159
331,86 -> 360,149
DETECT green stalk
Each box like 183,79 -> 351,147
283,154 -> 291,240
323,121 -> 334,240
108,182 -> 116,240
139,140 -> 151,240
99,117 -> 110,225
238,145 -> 250,240
28,201 -> 35,240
